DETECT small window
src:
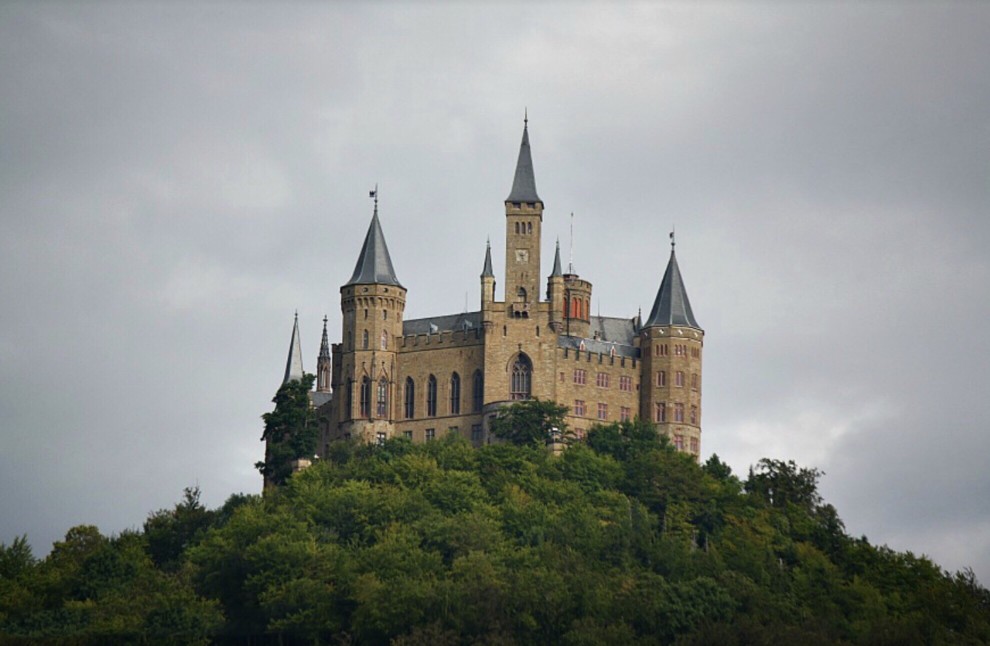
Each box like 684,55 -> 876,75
376,378 -> 388,418
573,369 -> 586,385
690,437 -> 699,453
471,424 -> 483,447
472,371 -> 484,412
673,435 -> 685,451
360,377 -> 371,417
362,329 -> 369,349
690,405 -> 698,425
404,377 -> 415,419
425,428 -> 435,441
381,331 -> 388,350
574,400 -> 586,416
402,430 -> 413,440
527,222 -> 532,234
596,372 -> 609,388
691,373 -> 699,390
657,371 -> 666,387
675,371 -> 684,387
597,403 -> 607,420
450,372 -> 461,415
383,310 -> 387,320
655,402 -> 666,423
674,403 -> 685,422
376,431 -> 386,446
620,406 -> 631,422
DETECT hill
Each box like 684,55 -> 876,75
2,419 -> 988,644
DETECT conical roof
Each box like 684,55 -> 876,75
551,239 -> 563,277
283,313 -> 304,384
481,239 -> 494,278
644,247 -> 701,329
346,207 -> 402,287
506,119 -> 541,203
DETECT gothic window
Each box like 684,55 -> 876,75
404,377 -> 415,419
675,371 -> 684,387
360,377 -> 371,417
472,370 -> 484,412
381,331 -> 388,350
450,372 -> 461,415
362,329 -> 369,349
377,378 -> 388,417
657,371 -> 666,387
427,375 -> 437,416
319,367 -> 329,390
510,354 -> 532,401
527,222 -> 532,234
517,287 -> 527,302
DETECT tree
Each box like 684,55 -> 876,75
745,458 -> 823,511
144,487 -> 217,572
256,373 -> 318,486
489,398 -> 569,447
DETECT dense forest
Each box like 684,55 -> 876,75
2,401 -> 989,644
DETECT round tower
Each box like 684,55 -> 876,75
336,195 -> 406,444
639,236 -> 704,457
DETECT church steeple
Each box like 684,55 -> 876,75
283,312 -> 304,384
644,235 -> 701,329
316,315 -> 331,393
506,114 -> 541,204
346,197 -> 402,287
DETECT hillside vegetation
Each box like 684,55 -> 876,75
2,418 -> 988,644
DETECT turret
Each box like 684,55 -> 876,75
481,238 -> 496,308
316,315 -> 331,393
640,234 -> 703,457
336,191 -> 406,443
504,114 -> 543,319
547,240 -> 565,333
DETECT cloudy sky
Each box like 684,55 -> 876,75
2,2 -> 988,581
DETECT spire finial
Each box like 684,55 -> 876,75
670,226 -> 675,250
568,212 -> 575,274
323,314 -> 328,326
370,184 -> 379,216
524,107 -> 528,127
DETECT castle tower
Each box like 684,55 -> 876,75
547,240 -> 565,333
336,195 -> 406,443
316,315 -> 331,393
504,116 -> 543,319
640,235 -> 703,457
481,238 -> 496,313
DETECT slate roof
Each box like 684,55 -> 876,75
644,249 -> 701,329
283,313 -> 304,384
403,311 -> 482,336
506,121 -> 541,203
557,316 -> 641,358
481,240 -> 494,278
551,240 -> 563,277
311,391 -> 332,408
345,209 -> 402,287
318,316 -> 330,359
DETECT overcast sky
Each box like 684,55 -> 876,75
1,2 -> 988,582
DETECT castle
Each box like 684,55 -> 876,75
275,119 -> 704,461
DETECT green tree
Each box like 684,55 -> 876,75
256,373 -> 318,486
489,398 -> 569,447
144,486 -> 217,572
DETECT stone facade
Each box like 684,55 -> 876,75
295,121 -> 704,458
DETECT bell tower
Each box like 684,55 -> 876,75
504,115 -> 543,319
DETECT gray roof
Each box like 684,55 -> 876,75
557,315 -> 641,358
506,121 -> 541,203
403,311 -> 482,336
283,313 -> 304,384
481,240 -> 494,278
345,208 -> 402,287
311,391 -> 332,408
644,249 -> 701,329
551,240 -> 563,277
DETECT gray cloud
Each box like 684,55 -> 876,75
1,3 -> 987,583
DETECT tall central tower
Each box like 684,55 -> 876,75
504,117 -> 543,317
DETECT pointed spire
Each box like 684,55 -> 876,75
481,238 -> 494,278
346,191 -> 402,287
319,315 -> 330,359
506,114 -> 541,203
283,312 -> 304,384
551,239 -> 563,277
644,239 -> 701,329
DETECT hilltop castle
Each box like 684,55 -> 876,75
275,119 -> 704,462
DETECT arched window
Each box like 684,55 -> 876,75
404,377 -> 415,419
319,367 -> 329,390
517,287 -> 527,302
472,370 -> 484,412
510,354 -> 532,401
377,378 -> 388,418
362,329 -> 369,349
360,377 -> 371,417
427,375 -> 437,417
381,330 -> 388,350
527,222 -> 532,234
450,372 -> 461,414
